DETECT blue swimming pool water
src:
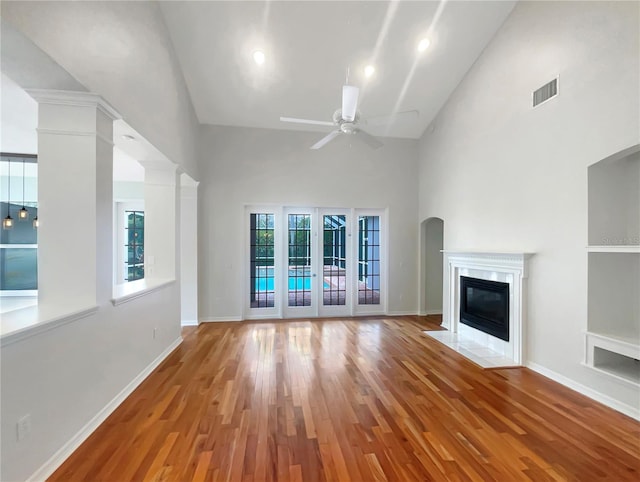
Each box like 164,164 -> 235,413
255,277 -> 306,291
254,267 -> 329,291
256,277 -> 329,291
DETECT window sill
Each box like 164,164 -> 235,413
112,278 -> 175,306
1,305 -> 98,347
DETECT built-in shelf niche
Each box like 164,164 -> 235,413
585,333 -> 640,385
594,347 -> 640,385
585,144 -> 640,386
587,252 -> 640,342
588,146 -> 639,247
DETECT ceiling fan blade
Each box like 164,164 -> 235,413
310,131 -> 341,150
362,110 -> 419,126
341,85 -> 359,122
356,129 -> 383,149
280,116 -> 335,127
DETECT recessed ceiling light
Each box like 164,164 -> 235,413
417,38 -> 431,52
364,65 -> 375,78
253,50 -> 265,65
121,134 -> 136,141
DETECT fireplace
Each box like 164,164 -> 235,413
460,276 -> 509,341
423,251 -> 532,367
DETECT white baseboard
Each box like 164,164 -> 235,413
526,361 -> 640,421
386,311 -> 419,316
424,310 -> 443,316
199,316 -> 243,323
243,314 -> 282,320
181,319 -> 199,326
28,337 -> 183,482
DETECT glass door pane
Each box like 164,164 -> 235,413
322,214 -> 346,306
358,215 -> 381,305
318,210 -> 351,317
250,213 -> 275,308
288,213 -> 312,307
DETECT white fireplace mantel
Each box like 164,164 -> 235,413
433,250 -> 534,367
442,251 -> 533,277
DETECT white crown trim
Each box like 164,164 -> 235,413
25,89 -> 121,121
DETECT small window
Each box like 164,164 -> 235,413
1,155 -> 38,294
124,210 -> 144,281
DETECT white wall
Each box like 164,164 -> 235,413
588,253 -> 640,340
0,89 -> 185,481
0,286 -> 181,482
180,177 -> 199,325
142,162 -> 179,280
424,218 -> 443,314
418,1 -> 639,411
1,1 -> 200,179
0,19 -> 87,93
198,125 -> 419,320
1,3 -> 196,479
0,72 -> 37,154
113,181 -> 144,202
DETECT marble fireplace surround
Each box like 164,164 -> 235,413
425,251 -> 533,368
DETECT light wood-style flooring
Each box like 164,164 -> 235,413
49,316 -> 640,481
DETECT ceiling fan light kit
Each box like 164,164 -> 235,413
341,85 -> 359,122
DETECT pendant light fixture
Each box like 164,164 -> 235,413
18,158 -> 29,221
3,160 -> 13,230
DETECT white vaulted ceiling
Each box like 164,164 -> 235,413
160,1 -> 516,139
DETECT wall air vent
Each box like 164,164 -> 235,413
532,77 -> 558,107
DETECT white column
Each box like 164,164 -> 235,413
140,161 -> 179,280
27,90 -> 120,312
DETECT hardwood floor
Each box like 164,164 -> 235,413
49,316 -> 640,481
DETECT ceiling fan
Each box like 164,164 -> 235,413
280,85 -> 418,150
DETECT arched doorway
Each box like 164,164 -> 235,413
420,217 -> 444,320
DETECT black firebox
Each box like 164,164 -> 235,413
459,276 -> 510,341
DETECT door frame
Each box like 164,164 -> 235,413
244,205 -> 283,320
244,205 -> 387,320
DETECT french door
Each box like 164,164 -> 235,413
283,208 -> 316,318
317,209 -> 351,317
245,206 -> 385,319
